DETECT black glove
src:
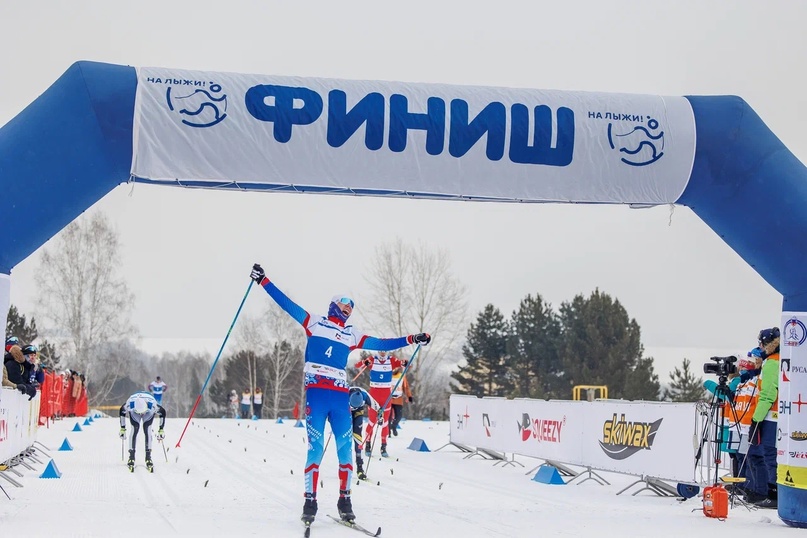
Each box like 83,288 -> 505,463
408,396 -> 413,403
412,333 -> 431,345
748,420 -> 762,446
16,384 -> 26,394
24,384 -> 36,400
363,358 -> 372,368
250,263 -> 265,284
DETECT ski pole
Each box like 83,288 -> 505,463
364,345 -> 421,474
121,436 -> 124,462
176,279 -> 254,448
160,439 -> 168,462
351,365 -> 368,383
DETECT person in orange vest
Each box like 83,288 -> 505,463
389,365 -> 413,437
727,351 -> 762,501
747,327 -> 780,509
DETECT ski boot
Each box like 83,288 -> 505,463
127,449 -> 135,472
356,459 -> 367,481
380,443 -> 389,458
301,494 -> 318,524
364,441 -> 371,457
337,490 -> 356,523
145,449 -> 154,473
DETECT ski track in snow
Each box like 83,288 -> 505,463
0,417 -> 793,537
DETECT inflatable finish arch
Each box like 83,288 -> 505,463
1,61 -> 805,523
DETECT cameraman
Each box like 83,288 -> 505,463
702,355 -> 759,491
747,327 -> 780,509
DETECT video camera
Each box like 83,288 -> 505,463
703,355 -> 738,377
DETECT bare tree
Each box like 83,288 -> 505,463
235,304 -> 305,418
363,238 -> 469,418
35,212 -> 137,403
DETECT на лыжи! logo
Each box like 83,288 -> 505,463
599,413 -> 662,460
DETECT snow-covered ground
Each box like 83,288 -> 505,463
0,416 -> 791,537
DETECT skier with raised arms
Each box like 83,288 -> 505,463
249,263 -> 431,527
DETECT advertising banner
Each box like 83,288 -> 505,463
133,68 -> 696,205
778,313 -> 807,490
0,389 -> 39,464
450,395 -> 697,483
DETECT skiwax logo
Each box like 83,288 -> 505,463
785,318 -> 807,347
599,414 -> 662,460
606,116 -> 665,167
791,431 -> 807,441
244,85 -> 574,166
518,413 -> 565,443
146,76 -> 229,128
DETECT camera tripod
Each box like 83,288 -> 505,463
695,375 -> 756,510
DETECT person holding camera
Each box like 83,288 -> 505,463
747,327 -> 780,509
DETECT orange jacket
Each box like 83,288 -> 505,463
390,372 -> 412,406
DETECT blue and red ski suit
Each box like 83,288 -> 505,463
257,276 -> 414,497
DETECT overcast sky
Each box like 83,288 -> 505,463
2,1 -> 804,381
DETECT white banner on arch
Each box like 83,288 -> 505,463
132,67 -> 696,205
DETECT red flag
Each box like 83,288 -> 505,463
293,401 -> 300,420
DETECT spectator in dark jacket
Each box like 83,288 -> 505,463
3,345 -> 37,399
22,345 -> 44,387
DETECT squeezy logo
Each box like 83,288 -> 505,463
518,413 -> 565,443
785,318 -> 807,347
243,85 -> 574,167
147,76 -> 229,128
599,414 -> 662,460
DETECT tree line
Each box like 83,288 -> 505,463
451,289 -> 662,401
6,211 -> 710,418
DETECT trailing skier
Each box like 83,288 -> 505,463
349,386 -> 380,480
356,351 -> 407,458
119,391 -> 166,472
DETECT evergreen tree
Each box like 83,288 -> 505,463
6,305 -> 38,344
664,358 -> 707,402
451,304 -> 510,396
557,289 -> 660,400
506,293 -> 562,398
6,304 -> 61,368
